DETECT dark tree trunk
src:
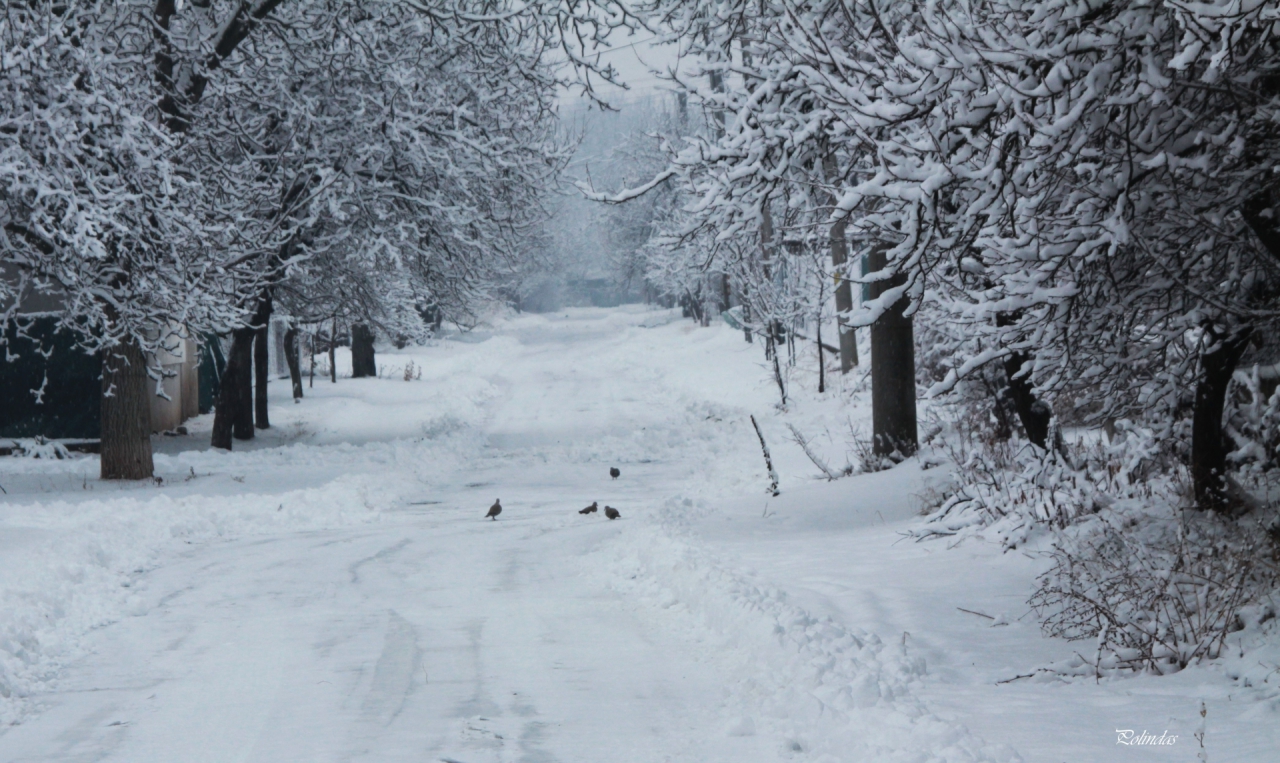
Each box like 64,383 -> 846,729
994,313 -> 1053,449
211,328 -> 254,450
1002,351 -> 1052,449
254,306 -> 271,429
211,297 -> 270,449
211,336 -> 237,450
1191,326 -> 1253,513
817,319 -> 826,394
233,330 -> 254,439
351,323 -> 376,377
284,325 -> 303,400
868,247 -> 918,457
329,318 -> 337,383
769,335 -> 787,406
822,152 -> 858,372
100,339 -> 154,480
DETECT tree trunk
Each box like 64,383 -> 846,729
329,318 -> 337,383
822,152 -> 858,372
351,323 -> 376,377
1191,326 -> 1253,513
700,279 -> 712,327
100,339 -> 154,480
868,247 -> 918,457
817,319 -> 826,394
211,298 -> 270,449
1002,350 -> 1052,449
254,309 -> 271,429
233,329 -> 254,439
284,325 -> 303,400
210,328 -> 254,450
994,313 -> 1066,455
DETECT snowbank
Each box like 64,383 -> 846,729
590,494 -> 1018,763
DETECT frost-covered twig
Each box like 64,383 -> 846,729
750,415 -> 780,496
1196,702 -> 1208,763
786,424 -> 849,480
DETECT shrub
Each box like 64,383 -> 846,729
1031,509 -> 1275,675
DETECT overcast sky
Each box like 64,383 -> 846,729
559,33 -> 686,109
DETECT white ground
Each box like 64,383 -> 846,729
1,306 -> 1276,762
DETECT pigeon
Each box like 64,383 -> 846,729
579,501 -> 598,515
604,506 -> 620,520
486,499 -> 502,521
609,467 -> 621,480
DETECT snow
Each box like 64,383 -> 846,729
1,305 -> 1276,761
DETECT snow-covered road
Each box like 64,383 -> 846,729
1,306 -> 1274,762
0,502 -> 749,762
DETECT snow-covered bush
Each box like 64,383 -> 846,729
1031,507 -> 1277,675
10,438 -> 72,460
928,438 -> 1088,547
926,412 -> 1173,536
843,422 -> 899,474
1227,369 -> 1280,502
925,398 -> 1280,674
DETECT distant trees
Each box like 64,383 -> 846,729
197,0 -> 572,414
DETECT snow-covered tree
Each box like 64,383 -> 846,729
0,1 -> 268,478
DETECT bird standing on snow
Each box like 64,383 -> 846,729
609,467 -> 620,480
579,501 -> 598,515
486,499 -> 502,521
604,506 -> 620,520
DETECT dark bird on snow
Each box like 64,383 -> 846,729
486,499 -> 502,521
579,501 -> 598,515
610,467 -> 621,480
604,506 -> 621,520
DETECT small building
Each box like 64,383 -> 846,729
147,333 -> 201,434
2,281 -> 205,439
0,316 -> 102,439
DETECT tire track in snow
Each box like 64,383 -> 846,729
360,611 -> 421,726
349,538 -> 411,584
